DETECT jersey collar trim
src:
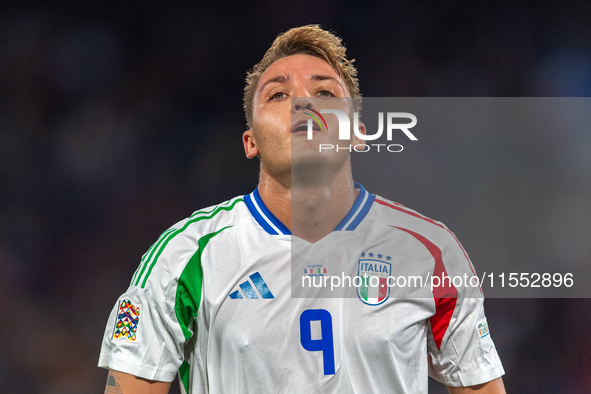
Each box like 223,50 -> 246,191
244,188 -> 291,235
245,183 -> 375,236
333,183 -> 375,231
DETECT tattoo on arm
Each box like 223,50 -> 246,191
105,371 -> 123,394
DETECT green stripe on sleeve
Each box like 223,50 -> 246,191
174,226 -> 231,341
179,361 -> 190,393
136,198 -> 242,287
133,202 -> 231,286
131,228 -> 176,285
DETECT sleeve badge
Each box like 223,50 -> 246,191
113,299 -> 141,342
478,321 -> 490,340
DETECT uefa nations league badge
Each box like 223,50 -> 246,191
112,298 -> 141,342
357,252 -> 392,305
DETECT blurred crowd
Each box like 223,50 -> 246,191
0,1 -> 590,393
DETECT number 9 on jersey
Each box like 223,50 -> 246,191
300,309 -> 335,375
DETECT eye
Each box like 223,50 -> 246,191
271,92 -> 287,100
317,90 -> 333,97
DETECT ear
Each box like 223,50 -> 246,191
353,121 -> 367,151
243,129 -> 259,159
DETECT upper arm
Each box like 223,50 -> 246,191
98,232 -> 200,382
446,377 -> 506,393
97,281 -> 187,381
104,369 -> 172,394
427,230 -> 505,386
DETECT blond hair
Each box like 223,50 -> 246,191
243,25 -> 360,129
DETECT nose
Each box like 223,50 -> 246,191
292,97 -> 315,113
294,103 -> 311,111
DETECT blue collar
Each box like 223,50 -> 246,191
244,183 -> 375,236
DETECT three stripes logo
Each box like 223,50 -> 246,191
229,272 -> 275,299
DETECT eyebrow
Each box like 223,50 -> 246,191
311,74 -> 338,83
257,74 -> 345,96
311,74 -> 345,91
258,75 -> 289,96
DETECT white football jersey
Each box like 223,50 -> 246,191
99,184 -> 504,393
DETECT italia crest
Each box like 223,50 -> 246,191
357,253 -> 392,305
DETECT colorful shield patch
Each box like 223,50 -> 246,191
113,299 -> 140,342
357,259 -> 391,305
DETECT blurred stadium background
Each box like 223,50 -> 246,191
1,1 -> 590,393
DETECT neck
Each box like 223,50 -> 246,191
257,161 -> 358,243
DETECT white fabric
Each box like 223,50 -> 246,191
99,189 -> 504,393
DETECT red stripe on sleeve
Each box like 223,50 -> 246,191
393,226 -> 458,350
375,198 -> 479,281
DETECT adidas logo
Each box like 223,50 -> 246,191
229,272 -> 274,299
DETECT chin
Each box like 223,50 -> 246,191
291,152 -> 348,183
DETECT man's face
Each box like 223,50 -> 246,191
243,54 -> 361,179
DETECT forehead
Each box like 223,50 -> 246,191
258,54 -> 341,87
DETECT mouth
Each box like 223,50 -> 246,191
291,119 -> 322,134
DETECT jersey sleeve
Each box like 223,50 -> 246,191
426,231 -> 505,387
98,230 -> 201,382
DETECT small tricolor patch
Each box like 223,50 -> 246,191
478,321 -> 490,339
304,265 -> 327,275
113,299 -> 140,342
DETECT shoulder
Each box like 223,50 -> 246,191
169,195 -> 249,240
370,194 -> 450,237
131,195 -> 249,288
370,193 -> 477,277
